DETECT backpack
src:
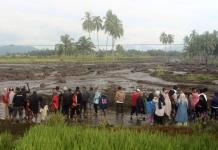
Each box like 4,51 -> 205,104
99,95 -> 108,110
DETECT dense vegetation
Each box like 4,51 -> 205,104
184,30 -> 218,65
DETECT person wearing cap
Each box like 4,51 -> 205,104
211,91 -> 218,120
62,86 -> 71,117
115,86 -> 125,116
130,89 -> 140,120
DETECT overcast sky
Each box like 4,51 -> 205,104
0,0 -> 218,47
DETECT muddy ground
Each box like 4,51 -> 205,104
0,59 -> 217,96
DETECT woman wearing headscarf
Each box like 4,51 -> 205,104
175,92 -> 188,126
153,90 -> 166,125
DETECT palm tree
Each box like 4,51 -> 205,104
110,15 -> 124,52
93,16 -> 103,51
82,12 -> 95,39
167,34 -> 174,50
104,10 -> 114,51
76,36 -> 95,55
159,32 -> 168,51
56,34 -> 74,56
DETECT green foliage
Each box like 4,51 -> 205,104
184,30 -> 218,65
0,132 -> 13,150
15,124 -> 218,150
76,36 -> 95,54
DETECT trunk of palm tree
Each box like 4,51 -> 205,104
97,31 -> 99,51
106,35 -> 108,51
112,37 -> 115,61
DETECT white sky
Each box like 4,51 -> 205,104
0,0 -> 218,46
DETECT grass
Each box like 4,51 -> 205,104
1,113 -> 218,150
0,132 -> 14,150
13,123 -> 218,150
0,55 -> 152,64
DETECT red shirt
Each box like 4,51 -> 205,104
131,91 -> 139,106
51,95 -> 59,110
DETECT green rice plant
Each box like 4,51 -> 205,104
15,123 -> 218,150
0,132 -> 14,150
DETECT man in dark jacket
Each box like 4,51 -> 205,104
136,91 -> 145,121
211,91 -> 218,120
81,87 -> 89,117
13,87 -> 25,122
62,87 -> 71,117
29,91 -> 42,122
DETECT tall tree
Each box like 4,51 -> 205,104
167,34 -> 174,50
55,34 -> 75,56
93,16 -> 103,51
104,10 -> 114,51
76,36 -> 95,55
82,12 -> 95,39
159,32 -> 168,51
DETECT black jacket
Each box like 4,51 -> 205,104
13,93 -> 25,107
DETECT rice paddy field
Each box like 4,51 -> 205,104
0,114 -> 217,150
0,122 -> 217,150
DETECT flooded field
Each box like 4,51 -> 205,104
0,61 -> 217,96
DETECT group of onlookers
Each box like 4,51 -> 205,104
1,84 -> 46,123
130,85 -> 218,126
1,84 -> 218,126
50,86 -> 110,120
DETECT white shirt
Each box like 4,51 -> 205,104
153,97 -> 165,117
9,91 -> 15,105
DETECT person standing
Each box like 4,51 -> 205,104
62,86 -> 71,117
136,90 -> 145,121
51,89 -> 59,113
146,92 -> 155,125
8,88 -> 15,120
211,91 -> 218,120
153,91 -> 166,125
13,87 -> 25,122
88,87 -> 95,115
93,89 -> 101,116
81,87 -> 89,118
175,92 -> 188,126
99,93 -> 109,122
130,89 -> 140,120
115,86 -> 125,116
29,91 -> 42,122
195,88 -> 208,125
162,88 -> 172,121
75,87 -> 83,118
1,88 -> 9,119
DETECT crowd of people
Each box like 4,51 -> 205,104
1,83 -> 218,126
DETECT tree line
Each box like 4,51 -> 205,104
184,30 -> 218,65
55,10 -> 124,56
